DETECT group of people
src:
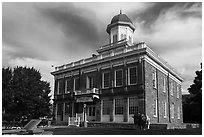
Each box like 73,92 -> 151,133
133,113 -> 150,130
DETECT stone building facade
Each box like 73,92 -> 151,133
51,12 -> 183,124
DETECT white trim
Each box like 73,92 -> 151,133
101,66 -> 111,70
164,102 -> 167,118
169,73 -> 182,84
178,106 -> 180,119
126,59 -> 139,64
171,104 -> 175,119
128,66 -> 137,85
64,73 -> 72,78
163,76 -> 166,93
83,68 -> 97,74
113,62 -> 124,67
177,84 -> 180,98
153,99 -> 158,117
102,71 -> 110,89
144,55 -> 168,75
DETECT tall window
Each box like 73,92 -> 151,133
153,99 -> 158,117
164,102 -> 167,118
57,103 -> 63,115
163,77 -> 166,92
177,106 -> 180,119
129,97 -> 139,115
177,84 -> 180,98
170,82 -> 174,96
113,35 -> 117,43
65,103 -> 71,115
171,103 -> 174,119
102,72 -> 110,88
115,98 -> 123,115
129,36 -> 132,43
74,77 -> 79,91
103,99 -> 111,115
115,69 -> 123,87
58,80 -> 64,94
128,67 -> 137,85
152,70 -> 157,89
87,76 -> 94,89
65,79 -> 71,93
88,107 -> 95,116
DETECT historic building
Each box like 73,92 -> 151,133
51,12 -> 183,125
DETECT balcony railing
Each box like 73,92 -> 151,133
74,88 -> 99,95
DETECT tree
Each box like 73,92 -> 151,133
183,63 -> 202,123
2,66 -> 52,122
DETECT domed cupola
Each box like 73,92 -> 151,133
106,10 -> 136,44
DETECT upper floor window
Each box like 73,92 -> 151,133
113,35 -> 117,43
128,66 -> 137,85
121,34 -> 126,40
115,98 -> 124,115
177,84 -> 180,98
177,106 -> 180,119
87,76 -> 94,89
65,79 -> 71,93
74,77 -> 79,91
152,70 -> 157,89
170,82 -> 174,96
163,77 -> 166,92
57,80 -> 64,94
115,69 -> 123,87
102,72 -> 110,88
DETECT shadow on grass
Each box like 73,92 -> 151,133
44,127 -> 202,135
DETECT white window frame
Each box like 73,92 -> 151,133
57,81 -> 60,94
128,66 -> 137,85
73,77 -> 79,91
153,99 -> 158,117
164,102 -> 167,118
114,69 -> 123,87
129,97 -> 139,115
152,70 -> 157,89
102,71 -> 110,89
178,106 -> 180,119
163,77 -> 166,93
177,84 -> 180,98
171,104 -> 174,119
115,98 -> 124,115
86,76 -> 94,89
170,82 -> 174,96
65,79 -> 70,93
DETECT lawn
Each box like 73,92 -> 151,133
44,127 -> 202,135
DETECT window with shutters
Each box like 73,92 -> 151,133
115,98 -> 123,115
153,99 -> 158,117
102,72 -> 110,88
128,66 -> 137,85
115,69 -> 123,87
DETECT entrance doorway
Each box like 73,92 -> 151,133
87,106 -> 96,121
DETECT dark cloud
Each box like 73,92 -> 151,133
38,3 -> 106,49
129,2 -> 200,30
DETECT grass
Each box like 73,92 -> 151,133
44,127 -> 202,135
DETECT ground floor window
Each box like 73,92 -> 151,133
115,98 -> 123,115
129,97 -> 138,115
102,99 -> 111,115
88,107 -> 96,116
171,103 -> 174,119
57,103 -> 63,115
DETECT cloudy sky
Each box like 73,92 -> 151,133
2,2 -> 202,96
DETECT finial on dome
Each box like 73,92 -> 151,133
120,9 -> 122,14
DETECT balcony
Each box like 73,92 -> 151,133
74,88 -> 99,95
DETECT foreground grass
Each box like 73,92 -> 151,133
44,127 -> 202,135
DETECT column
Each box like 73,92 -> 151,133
110,98 -> 115,121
